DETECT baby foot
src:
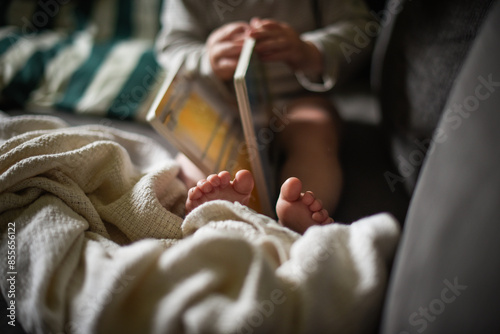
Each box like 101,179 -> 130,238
276,177 -> 333,234
185,170 -> 255,215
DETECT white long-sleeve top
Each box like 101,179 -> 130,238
155,0 -> 373,97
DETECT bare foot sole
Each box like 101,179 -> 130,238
185,170 -> 255,215
276,177 -> 334,234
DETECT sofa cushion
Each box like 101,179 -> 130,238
0,0 -> 164,121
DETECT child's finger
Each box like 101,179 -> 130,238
254,37 -> 288,53
212,41 -> 244,59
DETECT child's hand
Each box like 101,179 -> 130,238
249,18 -> 323,74
207,22 -> 250,81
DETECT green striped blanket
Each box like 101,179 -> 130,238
0,0 -> 165,121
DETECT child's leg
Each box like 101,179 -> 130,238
277,95 -> 342,216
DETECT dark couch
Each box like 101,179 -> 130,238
376,0 -> 500,333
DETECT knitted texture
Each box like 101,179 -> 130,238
0,113 -> 400,334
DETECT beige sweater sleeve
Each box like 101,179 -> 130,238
298,0 -> 374,91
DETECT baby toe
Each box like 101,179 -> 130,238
218,171 -> 231,188
309,199 -> 323,212
322,217 -> 334,225
301,191 -> 315,206
312,209 -> 328,223
207,174 -> 220,187
280,177 -> 302,202
190,187 -> 203,200
198,180 -> 213,193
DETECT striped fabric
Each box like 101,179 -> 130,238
0,0 -> 165,121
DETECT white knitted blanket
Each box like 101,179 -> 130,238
0,113 -> 400,334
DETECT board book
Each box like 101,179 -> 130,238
147,38 -> 275,216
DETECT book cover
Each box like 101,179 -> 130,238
234,37 -> 275,217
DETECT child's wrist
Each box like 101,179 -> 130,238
294,40 -> 323,76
